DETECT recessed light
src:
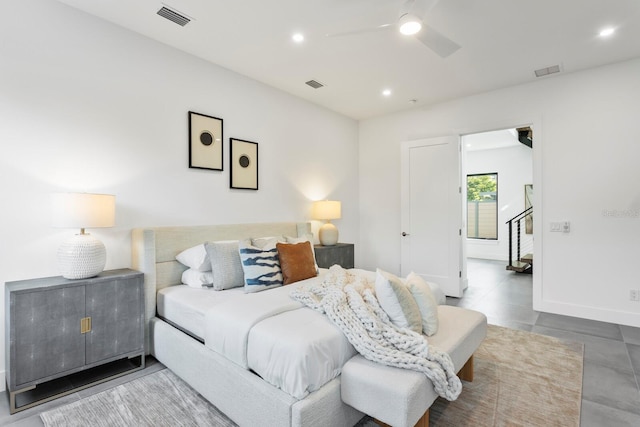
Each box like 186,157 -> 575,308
382,89 -> 392,97
599,27 -> 615,37
292,33 -> 305,43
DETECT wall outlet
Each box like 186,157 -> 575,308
630,289 -> 639,301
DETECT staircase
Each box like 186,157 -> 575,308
506,206 -> 533,273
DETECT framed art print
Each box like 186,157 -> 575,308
230,138 -> 258,190
189,111 -> 223,171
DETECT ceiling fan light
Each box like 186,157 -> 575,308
399,13 -> 422,35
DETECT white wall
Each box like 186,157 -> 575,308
465,145 -> 533,260
359,58 -> 640,328
0,0 -> 359,390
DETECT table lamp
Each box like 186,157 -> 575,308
312,200 -> 341,246
51,192 -> 115,279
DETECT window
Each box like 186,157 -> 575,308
467,173 -> 498,239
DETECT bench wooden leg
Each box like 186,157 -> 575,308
374,409 -> 429,427
414,409 -> 429,427
458,354 -> 474,382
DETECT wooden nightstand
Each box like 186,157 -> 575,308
314,243 -> 355,269
5,268 -> 145,413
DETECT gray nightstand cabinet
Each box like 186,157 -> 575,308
5,268 -> 145,413
314,243 -> 355,269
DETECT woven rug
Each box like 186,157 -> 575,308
428,324 -> 583,426
40,369 -> 236,427
41,325 -> 583,427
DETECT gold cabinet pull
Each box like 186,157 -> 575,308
80,317 -> 92,334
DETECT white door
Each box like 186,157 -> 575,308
400,136 -> 464,297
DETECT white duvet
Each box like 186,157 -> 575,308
170,272 -> 356,399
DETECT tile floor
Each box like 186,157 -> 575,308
2,258 -> 639,426
447,258 -> 640,427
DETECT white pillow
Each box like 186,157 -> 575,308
405,272 -> 439,336
181,268 -> 214,288
251,236 -> 284,248
427,280 -> 446,305
176,244 -> 210,272
205,240 -> 244,291
285,233 -> 318,272
374,269 -> 422,334
238,238 -> 283,293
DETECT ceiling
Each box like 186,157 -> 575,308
464,129 -> 521,152
57,0 -> 640,120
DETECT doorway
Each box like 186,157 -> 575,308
462,127 -> 534,295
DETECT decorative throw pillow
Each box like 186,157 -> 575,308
251,236 -> 284,248
374,269 -> 422,334
277,242 -> 318,285
205,240 -> 245,291
181,268 -> 214,289
239,238 -> 283,293
176,243 -> 210,271
405,272 -> 439,336
285,233 -> 318,272
427,280 -> 446,305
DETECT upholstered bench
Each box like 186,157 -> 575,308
341,305 -> 487,427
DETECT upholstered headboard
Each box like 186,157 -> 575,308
131,222 -> 311,352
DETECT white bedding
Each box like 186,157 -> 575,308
158,270 -> 356,399
157,285 -> 245,339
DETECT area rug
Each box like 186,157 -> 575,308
40,369 -> 236,427
41,325 -> 583,427
428,324 -> 584,426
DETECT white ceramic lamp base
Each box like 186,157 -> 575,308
319,222 -> 339,246
57,233 -> 106,279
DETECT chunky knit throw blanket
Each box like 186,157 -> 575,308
290,266 -> 462,401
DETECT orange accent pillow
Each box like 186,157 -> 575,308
276,241 -> 318,285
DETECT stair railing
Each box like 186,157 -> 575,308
506,206 -> 533,269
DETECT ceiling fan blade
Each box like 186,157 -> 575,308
326,23 -> 394,38
408,0 -> 441,17
414,25 -> 461,58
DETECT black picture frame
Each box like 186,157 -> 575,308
188,111 -> 223,171
230,138 -> 258,190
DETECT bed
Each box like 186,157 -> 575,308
131,222 -> 365,427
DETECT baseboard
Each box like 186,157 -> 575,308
0,370 -> 5,392
539,299 -> 640,328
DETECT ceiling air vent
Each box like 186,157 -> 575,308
157,6 -> 190,26
534,64 -> 561,78
305,80 -> 325,89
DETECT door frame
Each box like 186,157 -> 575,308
456,116 -> 543,310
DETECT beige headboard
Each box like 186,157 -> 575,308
131,222 -> 311,352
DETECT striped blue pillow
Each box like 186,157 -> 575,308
239,238 -> 283,293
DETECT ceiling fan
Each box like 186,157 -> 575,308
326,0 -> 461,58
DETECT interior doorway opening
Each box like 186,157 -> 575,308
461,127 -> 533,295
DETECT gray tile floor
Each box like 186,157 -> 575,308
2,258 -> 639,426
447,258 -> 640,427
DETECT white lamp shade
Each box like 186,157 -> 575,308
51,193 -> 115,229
312,200 -> 341,220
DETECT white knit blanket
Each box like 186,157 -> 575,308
290,266 -> 462,401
